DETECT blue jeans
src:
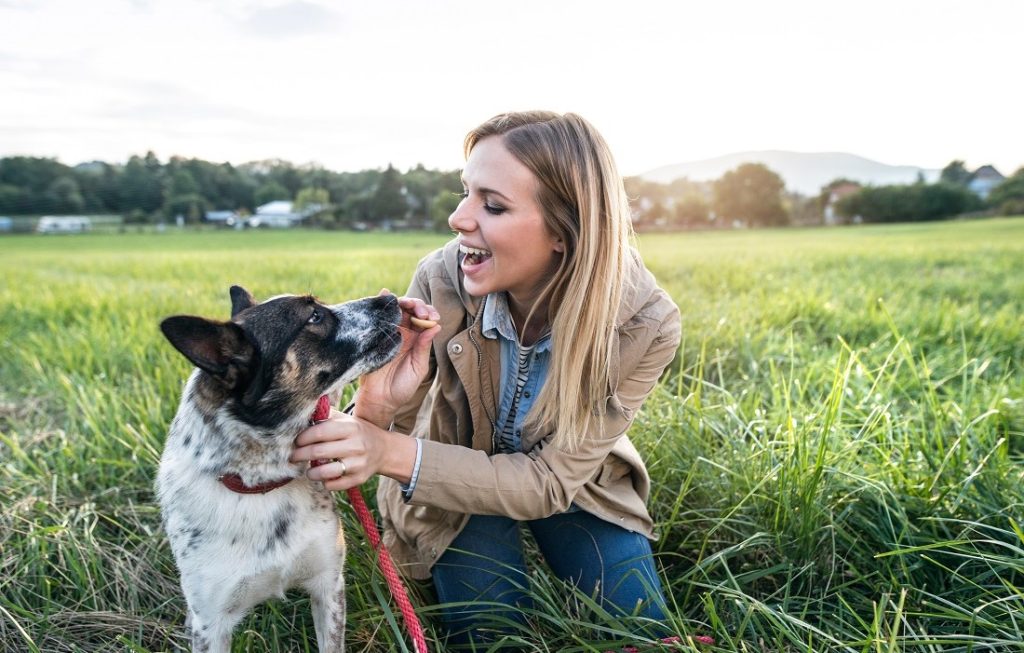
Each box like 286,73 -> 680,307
431,511 -> 669,647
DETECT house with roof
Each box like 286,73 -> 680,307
245,200 -> 325,228
37,216 -> 91,234
967,165 -> 1004,200
823,181 -> 862,225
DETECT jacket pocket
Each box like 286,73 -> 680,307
596,456 -> 631,486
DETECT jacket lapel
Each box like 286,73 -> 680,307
448,296 -> 499,454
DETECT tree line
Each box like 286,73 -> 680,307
627,161 -> 1024,229
0,153 -> 462,229
1,152 -> 1021,231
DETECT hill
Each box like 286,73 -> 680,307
641,150 -> 940,195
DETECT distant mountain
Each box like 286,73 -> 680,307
640,151 -> 940,195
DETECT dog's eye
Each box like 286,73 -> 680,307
308,309 -> 322,325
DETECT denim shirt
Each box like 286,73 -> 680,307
400,291 -> 551,499
483,292 -> 553,454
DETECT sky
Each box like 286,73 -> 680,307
2,0 -> 1022,178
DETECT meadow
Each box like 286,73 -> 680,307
1,218 -> 1022,652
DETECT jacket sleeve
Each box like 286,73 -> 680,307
407,300 -> 681,520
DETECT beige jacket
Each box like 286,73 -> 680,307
377,239 -> 681,579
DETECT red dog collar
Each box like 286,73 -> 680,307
219,395 -> 333,494
218,473 -> 294,494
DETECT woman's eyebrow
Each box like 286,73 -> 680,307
461,177 -> 513,203
479,187 -> 512,203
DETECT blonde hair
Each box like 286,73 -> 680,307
464,111 -> 635,453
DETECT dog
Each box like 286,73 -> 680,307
156,285 -> 402,653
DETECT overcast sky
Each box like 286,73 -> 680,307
2,0 -> 1022,177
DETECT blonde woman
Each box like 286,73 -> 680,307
292,111 -> 682,646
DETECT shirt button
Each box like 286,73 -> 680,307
524,391 -> 531,398
431,547 -> 438,558
450,343 -> 463,354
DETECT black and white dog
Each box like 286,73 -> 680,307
157,286 -> 401,653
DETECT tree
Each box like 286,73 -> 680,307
369,164 -> 408,225
672,194 -> 710,227
163,168 -> 205,222
75,161 -> 121,213
0,156 -> 75,213
0,183 -> 31,214
835,182 -> 980,223
404,164 -> 462,223
940,160 -> 971,186
712,163 -> 788,227
785,192 -> 824,226
254,181 -> 290,206
165,194 -> 207,223
987,168 -> 1024,215
120,153 -> 164,213
431,191 -> 462,232
338,192 -> 375,227
0,156 -> 71,193
294,187 -> 330,212
45,177 -> 85,214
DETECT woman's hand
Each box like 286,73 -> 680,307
291,408 -> 417,491
355,290 -> 440,428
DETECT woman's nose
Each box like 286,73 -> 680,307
448,197 -> 475,233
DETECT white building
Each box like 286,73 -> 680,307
37,216 -> 91,234
968,166 -> 1005,200
246,200 -> 324,228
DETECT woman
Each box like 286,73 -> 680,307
292,111 -> 682,646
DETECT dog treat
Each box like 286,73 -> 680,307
410,316 -> 438,330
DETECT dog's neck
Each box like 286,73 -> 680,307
170,371 -> 310,485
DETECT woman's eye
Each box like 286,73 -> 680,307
457,189 -> 504,215
308,309 -> 322,324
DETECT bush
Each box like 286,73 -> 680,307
836,182 -> 981,223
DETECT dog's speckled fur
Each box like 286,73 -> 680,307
157,286 -> 401,652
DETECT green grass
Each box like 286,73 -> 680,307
1,219 -> 1022,652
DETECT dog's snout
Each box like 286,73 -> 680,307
370,293 -> 401,323
376,293 -> 399,309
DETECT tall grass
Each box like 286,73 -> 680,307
1,220 -> 1022,652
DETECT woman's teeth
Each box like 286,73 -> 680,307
460,244 -> 492,266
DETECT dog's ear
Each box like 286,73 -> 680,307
160,315 -> 255,387
230,285 -> 256,318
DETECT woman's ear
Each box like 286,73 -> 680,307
553,237 -> 565,253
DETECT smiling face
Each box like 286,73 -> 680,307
448,136 -> 565,321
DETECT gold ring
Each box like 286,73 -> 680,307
337,458 -> 347,477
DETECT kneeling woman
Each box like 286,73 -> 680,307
293,111 -> 681,647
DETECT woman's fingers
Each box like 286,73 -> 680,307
397,296 -> 440,322
291,414 -> 382,489
305,459 -> 349,480
292,415 -> 362,454
322,474 -> 366,492
306,457 -> 368,483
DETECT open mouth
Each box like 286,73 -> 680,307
459,243 -> 493,268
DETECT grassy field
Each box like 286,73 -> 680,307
1,219 -> 1022,652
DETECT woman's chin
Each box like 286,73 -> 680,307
462,278 -> 491,297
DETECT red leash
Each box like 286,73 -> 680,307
312,395 -> 430,653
